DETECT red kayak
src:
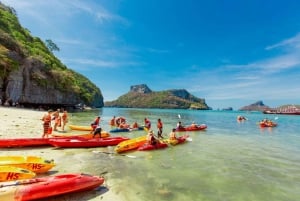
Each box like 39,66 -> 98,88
137,142 -> 168,151
0,136 -> 87,148
176,124 -> 207,132
259,122 -> 277,128
48,136 -> 130,148
0,173 -> 104,200
0,138 -> 49,148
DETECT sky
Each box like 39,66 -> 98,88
2,0 -> 300,110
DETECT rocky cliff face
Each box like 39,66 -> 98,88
6,58 -> 81,106
130,84 -> 152,94
0,2 -> 103,108
239,101 -> 270,111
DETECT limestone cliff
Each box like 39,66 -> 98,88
0,3 -> 103,108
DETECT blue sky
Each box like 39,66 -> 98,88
2,0 -> 300,109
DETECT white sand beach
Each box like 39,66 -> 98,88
0,106 -> 124,201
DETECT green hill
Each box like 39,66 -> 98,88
105,84 -> 210,109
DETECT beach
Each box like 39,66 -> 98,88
0,106 -> 123,201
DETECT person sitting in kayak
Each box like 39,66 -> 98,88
119,121 -> 130,129
169,128 -> 178,140
147,130 -> 157,145
176,121 -> 184,129
131,121 -> 139,129
191,121 -> 198,128
237,115 -> 247,121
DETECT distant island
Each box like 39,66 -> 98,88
105,84 -> 211,110
238,100 -> 300,115
239,101 -> 270,111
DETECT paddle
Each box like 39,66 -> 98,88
0,178 -> 41,187
92,150 -> 137,158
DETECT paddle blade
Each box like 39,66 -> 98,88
178,114 -> 181,119
186,137 -> 193,142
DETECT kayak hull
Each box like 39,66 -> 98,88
162,135 -> 189,145
0,166 -> 36,182
137,142 -> 168,151
114,136 -> 147,153
51,131 -> 110,139
0,173 -> 104,200
68,125 -> 93,131
0,138 -> 49,148
176,124 -> 207,132
49,136 -> 129,148
0,156 -> 56,173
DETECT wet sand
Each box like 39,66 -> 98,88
0,106 -> 124,201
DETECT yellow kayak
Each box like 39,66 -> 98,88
68,125 -> 93,131
0,156 -> 56,174
51,131 -> 110,139
0,166 -> 36,181
115,135 -> 147,153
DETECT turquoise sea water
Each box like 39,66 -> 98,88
70,108 -> 300,201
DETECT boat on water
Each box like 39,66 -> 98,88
0,173 -> 104,200
175,124 -> 207,132
68,125 -> 93,131
137,141 -> 168,151
51,131 -> 110,138
114,135 -> 147,153
161,134 -> 189,145
109,126 -> 144,133
48,136 -> 129,148
263,105 -> 300,115
0,156 -> 55,173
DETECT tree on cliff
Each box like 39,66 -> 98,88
45,39 -> 60,52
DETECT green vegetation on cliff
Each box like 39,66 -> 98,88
0,3 -> 103,107
105,84 -> 210,109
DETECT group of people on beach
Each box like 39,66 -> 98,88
41,109 -> 68,138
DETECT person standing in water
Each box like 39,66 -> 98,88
42,109 -> 52,138
157,118 -> 163,138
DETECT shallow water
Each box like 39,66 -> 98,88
68,108 -> 300,201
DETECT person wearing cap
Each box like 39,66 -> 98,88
147,130 -> 157,145
41,109 -> 52,138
